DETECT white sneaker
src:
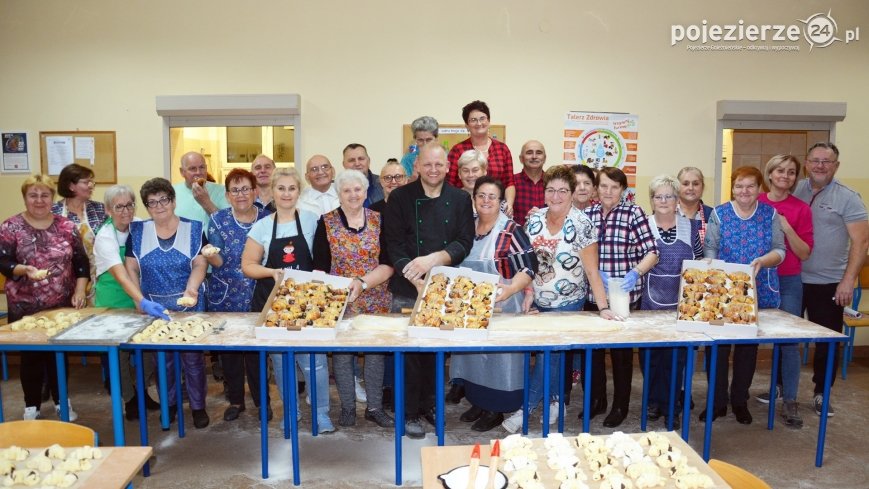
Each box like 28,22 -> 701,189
502,409 -> 524,433
55,400 -> 78,422
545,401 -> 559,426
355,377 -> 367,403
23,406 -> 41,420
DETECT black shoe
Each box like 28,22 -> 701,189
144,393 -> 161,411
647,405 -> 662,421
445,384 -> 465,404
471,411 -> 504,432
257,405 -> 274,422
364,408 -> 395,428
603,406 -> 628,428
665,412 -> 681,427
125,396 -> 139,421
460,405 -> 484,423
223,404 -> 245,421
297,380 -> 306,394
698,406 -> 727,422
422,407 -> 436,427
193,409 -> 210,429
577,398 -> 607,420
732,405 -> 752,425
163,405 -> 178,430
382,387 -> 394,412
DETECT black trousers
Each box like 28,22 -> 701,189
705,343 -> 758,409
222,351 -> 267,407
803,283 -> 844,394
21,352 -> 66,408
404,353 -> 435,416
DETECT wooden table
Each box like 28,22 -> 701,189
5,446 -> 152,489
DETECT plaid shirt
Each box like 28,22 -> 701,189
584,202 -> 658,303
51,199 -> 107,231
512,170 -> 545,227
447,138 -> 515,189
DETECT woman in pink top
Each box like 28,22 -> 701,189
757,154 -> 814,428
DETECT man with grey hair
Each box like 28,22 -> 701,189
173,151 -> 230,228
793,142 -> 868,417
343,143 -> 384,206
250,154 -> 276,212
400,115 -> 439,179
513,140 -> 547,226
298,154 -> 339,216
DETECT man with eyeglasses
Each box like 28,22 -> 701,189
250,154 -> 276,212
298,154 -> 339,216
342,143 -> 384,206
173,151 -> 230,229
512,140 -> 547,226
793,142 -> 868,417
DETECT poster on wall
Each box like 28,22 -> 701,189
2,131 -> 31,173
563,112 -> 639,202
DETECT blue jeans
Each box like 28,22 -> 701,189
271,353 -> 331,414
778,274 -> 803,402
527,299 -> 585,410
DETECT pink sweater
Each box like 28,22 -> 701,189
759,193 -> 814,276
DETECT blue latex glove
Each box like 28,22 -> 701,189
599,270 -> 611,292
621,269 -> 640,292
141,299 -> 170,320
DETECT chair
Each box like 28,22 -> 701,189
842,261 -> 869,379
0,420 -> 97,446
708,459 -> 772,489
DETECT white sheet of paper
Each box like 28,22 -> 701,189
74,136 -> 95,164
46,136 -> 74,174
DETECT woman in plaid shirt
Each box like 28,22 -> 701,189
582,167 -> 659,428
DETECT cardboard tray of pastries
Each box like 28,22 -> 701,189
674,259 -> 758,337
407,265 -> 499,340
256,269 -> 352,340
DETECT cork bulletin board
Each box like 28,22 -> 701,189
39,131 -> 117,183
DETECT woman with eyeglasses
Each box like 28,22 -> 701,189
447,100 -> 516,216
202,169 -> 271,422
93,184 -> 163,420
640,175 -> 703,427
124,177 -> 211,429
52,163 -> 106,304
447,176 -> 537,432
702,166 -> 785,426
1,175 -> 89,421
583,166 -> 659,428
502,165 -> 613,433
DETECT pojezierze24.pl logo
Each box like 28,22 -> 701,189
671,10 -> 860,52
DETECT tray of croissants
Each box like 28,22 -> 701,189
407,266 -> 499,340
674,260 -> 758,337
255,269 -> 352,340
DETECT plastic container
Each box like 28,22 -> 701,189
607,278 -> 631,318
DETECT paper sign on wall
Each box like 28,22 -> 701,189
563,111 -> 639,201
1,131 -> 30,173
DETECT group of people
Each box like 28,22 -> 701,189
1,99 -> 866,440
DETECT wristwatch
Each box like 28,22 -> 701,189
355,276 -> 368,290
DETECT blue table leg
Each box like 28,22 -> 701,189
641,349 -> 650,432
287,352 -> 300,486
767,344 -> 780,430
0,363 -> 4,422
557,351 -> 565,433
682,347 -> 695,441
174,352 -> 184,438
815,341 -> 837,467
309,354 -> 318,436
394,352 -> 404,486
667,347 -> 678,431
55,352 -> 69,421
435,351 -> 445,445
107,346 -> 125,446
134,349 -> 150,477
282,352 -> 290,439
260,351 -> 268,479
702,344 -> 718,461
582,348 -> 592,433
522,352 -> 530,435
541,350 -> 551,438
1,351 -> 7,380
157,351 -> 169,431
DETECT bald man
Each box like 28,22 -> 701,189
513,140 -> 547,226
250,154 -> 276,211
298,154 -> 339,216
173,151 -> 230,228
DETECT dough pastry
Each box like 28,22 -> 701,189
32,269 -> 49,280
176,297 -> 197,307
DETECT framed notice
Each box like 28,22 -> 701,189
39,130 -> 117,183
2,131 -> 31,173
563,111 -> 639,201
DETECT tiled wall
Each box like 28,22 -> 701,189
732,130 -> 830,176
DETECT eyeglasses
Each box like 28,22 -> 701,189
468,116 -> 488,125
308,164 -> 332,174
229,186 -> 252,196
77,179 -> 95,186
807,159 -> 836,166
415,137 -> 435,145
381,174 -> 406,183
544,188 -> 571,196
475,193 -> 500,202
145,196 -> 172,209
112,203 -> 136,212
652,194 -> 677,202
